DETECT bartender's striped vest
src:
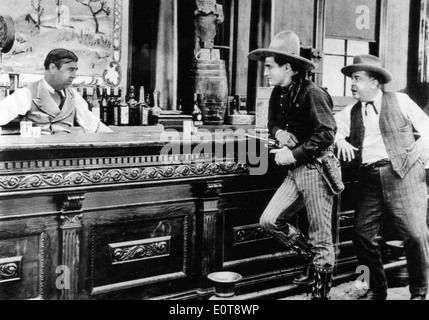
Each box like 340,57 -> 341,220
349,92 -> 419,179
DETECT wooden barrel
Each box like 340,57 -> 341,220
189,59 -> 228,125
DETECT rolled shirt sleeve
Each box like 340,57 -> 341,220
0,88 -> 32,125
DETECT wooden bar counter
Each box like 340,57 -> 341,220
0,126 -> 310,300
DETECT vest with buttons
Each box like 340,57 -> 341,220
349,92 -> 418,179
23,80 -> 76,134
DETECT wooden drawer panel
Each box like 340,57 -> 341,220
0,234 -> 46,300
88,213 -> 194,296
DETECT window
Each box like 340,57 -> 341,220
322,0 -> 380,98
323,39 -> 370,97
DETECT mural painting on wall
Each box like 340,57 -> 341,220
0,0 -> 120,83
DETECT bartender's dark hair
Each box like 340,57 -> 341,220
44,48 -> 78,70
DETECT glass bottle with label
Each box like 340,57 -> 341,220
239,94 -> 248,115
112,87 -> 120,126
100,87 -> 109,124
127,86 -> 139,126
119,89 -> 129,126
192,93 -> 203,123
138,86 -> 149,126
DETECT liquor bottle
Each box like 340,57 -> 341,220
100,87 -> 109,124
127,86 -> 139,126
149,89 -> 163,125
192,93 -> 203,123
91,85 -> 100,120
238,94 -> 248,115
119,89 -> 129,126
138,86 -> 149,126
82,87 -> 88,101
81,87 -> 90,111
111,87 -> 120,126
227,96 -> 236,116
96,85 -> 102,103
107,87 -> 117,126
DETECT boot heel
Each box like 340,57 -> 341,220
292,264 -> 315,285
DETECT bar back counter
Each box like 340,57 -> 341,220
0,127 -> 424,300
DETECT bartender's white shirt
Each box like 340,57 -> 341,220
0,79 -> 103,133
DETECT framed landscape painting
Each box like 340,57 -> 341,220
0,0 -> 122,85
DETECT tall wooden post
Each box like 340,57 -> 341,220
197,181 -> 223,289
58,194 -> 85,300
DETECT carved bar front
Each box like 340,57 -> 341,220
0,131 -> 324,300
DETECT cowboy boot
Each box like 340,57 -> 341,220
291,232 -> 313,258
293,263 -> 315,285
311,265 -> 333,300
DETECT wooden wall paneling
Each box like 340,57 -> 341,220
232,1 -> 252,96
228,0 -> 236,95
419,0 -> 429,84
313,0 -> 326,85
0,215 -> 59,300
272,0 -> 315,47
195,181 -> 224,289
383,0 -> 411,93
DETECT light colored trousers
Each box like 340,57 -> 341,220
260,163 -> 336,268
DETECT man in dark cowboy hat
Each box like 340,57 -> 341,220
335,54 -> 429,300
248,30 -> 338,300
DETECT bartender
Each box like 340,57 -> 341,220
0,48 -> 112,134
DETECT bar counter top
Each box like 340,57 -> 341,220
0,125 -> 257,152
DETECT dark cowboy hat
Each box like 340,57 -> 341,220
341,54 -> 392,84
248,30 -> 315,71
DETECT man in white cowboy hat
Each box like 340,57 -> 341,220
248,30 -> 338,300
334,54 -> 429,300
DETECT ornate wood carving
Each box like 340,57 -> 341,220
39,232 -> 46,299
204,182 -> 223,197
61,194 -> 86,213
234,224 -> 272,245
0,162 -> 248,192
89,216 -> 190,296
109,236 -> 171,265
0,256 -> 21,283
